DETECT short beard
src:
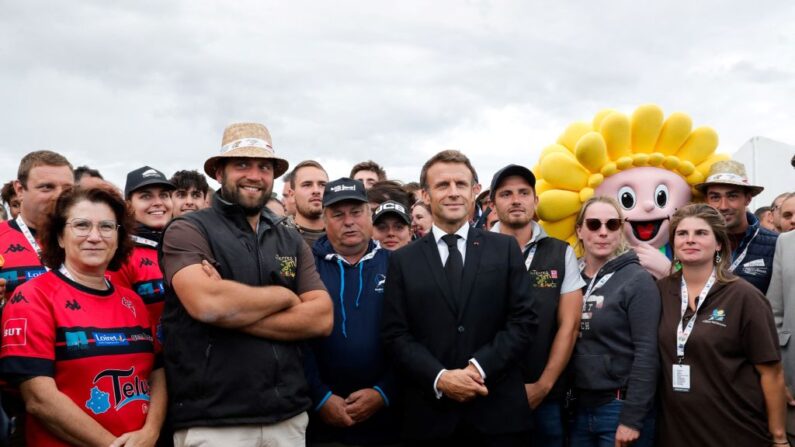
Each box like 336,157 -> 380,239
220,175 -> 271,217
296,201 -> 323,220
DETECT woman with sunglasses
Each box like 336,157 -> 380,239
0,186 -> 165,446
569,196 -> 660,447
657,204 -> 788,446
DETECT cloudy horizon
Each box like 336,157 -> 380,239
2,1 -> 794,192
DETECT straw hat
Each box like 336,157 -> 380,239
204,123 -> 289,179
694,160 -> 764,196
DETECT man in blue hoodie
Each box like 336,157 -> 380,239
305,177 -> 399,446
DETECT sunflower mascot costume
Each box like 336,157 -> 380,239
534,104 -> 729,278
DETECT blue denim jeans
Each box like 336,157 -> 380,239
531,400 -> 565,447
569,399 -> 655,447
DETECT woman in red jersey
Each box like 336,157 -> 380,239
0,185 -> 165,447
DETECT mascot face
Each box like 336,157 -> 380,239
595,166 -> 690,248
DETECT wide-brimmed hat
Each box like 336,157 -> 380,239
694,160 -> 764,196
204,123 -> 289,179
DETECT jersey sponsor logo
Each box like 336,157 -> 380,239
138,257 -> 154,268
3,244 -> 28,254
65,331 -> 90,350
85,367 -> 150,414
130,332 -> 153,342
65,299 -> 82,311
8,292 -> 28,305
374,274 -> 386,293
93,332 -> 129,347
276,255 -> 296,279
25,269 -> 45,280
2,318 -> 27,347
121,297 -> 137,317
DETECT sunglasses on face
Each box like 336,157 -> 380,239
584,218 -> 624,232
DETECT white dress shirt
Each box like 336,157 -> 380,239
429,222 -> 487,398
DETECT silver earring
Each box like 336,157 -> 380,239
714,252 -> 722,263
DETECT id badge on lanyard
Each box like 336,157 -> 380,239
673,269 -> 716,392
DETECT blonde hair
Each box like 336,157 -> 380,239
575,195 -> 629,258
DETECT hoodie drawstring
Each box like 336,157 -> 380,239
336,259 -> 349,338
336,258 -> 366,338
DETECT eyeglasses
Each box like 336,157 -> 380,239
584,218 -> 624,232
65,219 -> 120,238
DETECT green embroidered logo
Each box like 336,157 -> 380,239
529,269 -> 558,288
276,255 -> 297,279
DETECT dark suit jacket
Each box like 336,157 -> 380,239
381,227 -> 538,440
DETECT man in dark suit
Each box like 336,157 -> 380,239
382,150 -> 538,446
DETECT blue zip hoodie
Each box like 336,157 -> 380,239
305,236 -> 399,445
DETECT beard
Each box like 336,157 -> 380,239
295,198 -> 323,220
496,208 -> 533,229
220,173 -> 272,217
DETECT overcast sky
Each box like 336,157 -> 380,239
1,0 -> 794,193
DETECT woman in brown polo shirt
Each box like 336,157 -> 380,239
657,204 -> 788,446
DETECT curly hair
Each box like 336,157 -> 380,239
40,185 -> 135,271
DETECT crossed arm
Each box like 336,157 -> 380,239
171,261 -> 333,340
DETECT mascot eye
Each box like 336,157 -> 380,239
655,184 -> 669,208
617,186 -> 636,210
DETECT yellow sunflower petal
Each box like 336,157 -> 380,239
600,112 -> 632,160
592,108 -> 618,130
676,127 -> 719,166
542,214 -> 577,240
538,190 -> 582,221
575,132 -> 609,173
631,104 -> 664,153
557,122 -> 592,152
539,152 -> 589,191
655,112 -> 693,155
535,179 -> 553,195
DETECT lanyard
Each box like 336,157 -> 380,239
523,244 -> 538,270
16,215 -> 49,271
676,269 -> 717,360
131,235 -> 158,248
579,258 -> 615,300
729,228 -> 759,272
59,264 -> 111,289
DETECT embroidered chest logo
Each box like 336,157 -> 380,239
121,297 -> 137,317
528,269 -> 558,288
65,299 -> 82,311
276,255 -> 297,279
374,274 -> 386,293
138,257 -> 154,268
4,244 -> 28,254
703,308 -> 727,327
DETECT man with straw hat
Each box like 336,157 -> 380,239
160,122 -> 333,447
696,159 -> 779,294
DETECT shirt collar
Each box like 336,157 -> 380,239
432,221 -> 470,244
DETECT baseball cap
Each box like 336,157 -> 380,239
323,177 -> 367,207
124,166 -> 175,198
373,200 -> 411,225
489,164 -> 536,200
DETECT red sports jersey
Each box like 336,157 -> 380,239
0,220 -> 46,302
108,244 -> 165,344
0,270 -> 156,447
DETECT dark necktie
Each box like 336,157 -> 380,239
442,233 -> 463,298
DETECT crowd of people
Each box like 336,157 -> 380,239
0,121 -> 792,447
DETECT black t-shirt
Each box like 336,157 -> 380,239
657,272 -> 780,446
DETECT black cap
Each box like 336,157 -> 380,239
323,177 -> 367,207
373,200 -> 411,225
124,166 -> 175,198
489,164 -> 536,200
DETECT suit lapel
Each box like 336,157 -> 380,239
457,227 -> 482,317
419,233 -> 458,315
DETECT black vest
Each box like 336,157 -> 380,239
159,197 -> 311,429
521,236 -> 568,399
